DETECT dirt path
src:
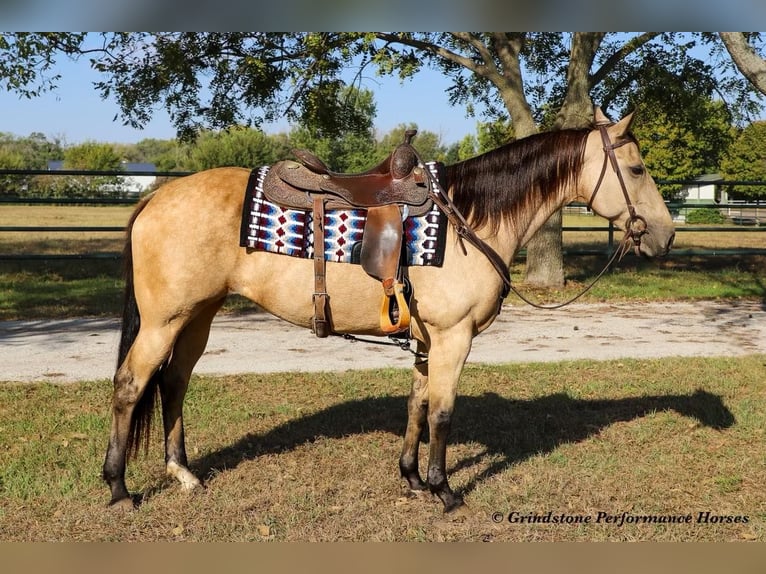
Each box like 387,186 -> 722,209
0,300 -> 764,383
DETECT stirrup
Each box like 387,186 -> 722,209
379,278 -> 411,334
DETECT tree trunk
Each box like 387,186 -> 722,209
522,33 -> 604,287
522,210 -> 564,286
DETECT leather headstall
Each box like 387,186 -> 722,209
588,123 -> 648,256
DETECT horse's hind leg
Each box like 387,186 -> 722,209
160,299 -> 224,491
103,323 -> 181,509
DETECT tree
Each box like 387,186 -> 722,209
181,126 -> 290,172
2,32 -> 764,284
360,33 -> 762,285
456,134 -> 477,159
113,138 -> 185,171
0,132 -> 63,196
476,119 -> 514,154
720,121 -> 766,198
63,141 -> 122,171
287,85 -> 379,172
630,100 -> 734,199
719,33 -> 766,97
30,141 -> 123,198
375,124 -> 447,165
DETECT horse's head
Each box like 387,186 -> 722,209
581,108 -> 675,258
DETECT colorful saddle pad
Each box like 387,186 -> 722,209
239,164 -> 448,267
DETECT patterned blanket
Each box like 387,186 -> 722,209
239,164 -> 447,267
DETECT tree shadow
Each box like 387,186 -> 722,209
188,388 -> 734,498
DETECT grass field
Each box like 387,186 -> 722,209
1,204 -> 764,542
0,356 -> 764,541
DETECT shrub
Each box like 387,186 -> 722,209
685,208 -> 725,224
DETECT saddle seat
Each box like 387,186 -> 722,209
262,129 -> 431,214
260,130 -> 431,338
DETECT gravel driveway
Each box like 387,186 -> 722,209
1,300 -> 763,383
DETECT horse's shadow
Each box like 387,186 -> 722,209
187,388 -> 734,498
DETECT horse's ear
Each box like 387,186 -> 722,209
593,106 -> 636,137
593,106 -> 611,126
609,110 -> 636,138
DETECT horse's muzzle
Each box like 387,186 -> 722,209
638,228 -> 675,258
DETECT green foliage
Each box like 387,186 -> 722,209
0,131 -> 62,167
113,138 -> 184,171
85,32 -> 371,141
456,134 -> 478,161
29,142 -> 123,198
0,141 -> 126,199
476,119 -> 515,153
63,141 -> 122,171
631,100 -> 734,199
443,142 -> 462,165
181,126 -> 290,171
1,33 -> 764,149
0,33 -> 86,98
287,86 -> 378,171
0,132 -> 64,196
376,124 -> 447,164
720,121 -> 766,197
5,33 -> 766,211
685,208 -> 726,224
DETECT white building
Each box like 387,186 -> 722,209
677,173 -> 727,205
47,160 -> 157,196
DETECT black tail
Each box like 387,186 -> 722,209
117,196 -> 163,459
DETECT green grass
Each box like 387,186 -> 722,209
1,356 -> 764,541
0,261 -> 260,320
0,269 -> 124,319
574,262 -> 765,301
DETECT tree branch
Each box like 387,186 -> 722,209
719,32 -> 766,96
590,32 -> 662,88
373,32 -> 490,78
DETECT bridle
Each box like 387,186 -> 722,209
588,121 -> 648,256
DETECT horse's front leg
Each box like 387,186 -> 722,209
399,341 -> 429,492
424,328 -> 473,513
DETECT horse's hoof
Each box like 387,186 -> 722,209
181,480 -> 205,493
108,497 -> 136,512
167,461 -> 203,491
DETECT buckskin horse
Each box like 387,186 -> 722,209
103,108 -> 675,513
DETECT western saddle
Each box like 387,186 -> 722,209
261,130 -> 432,338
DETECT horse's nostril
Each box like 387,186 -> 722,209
667,232 -> 676,251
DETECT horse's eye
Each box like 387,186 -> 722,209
630,165 -> 645,176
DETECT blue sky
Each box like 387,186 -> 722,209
0,54 -> 481,146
